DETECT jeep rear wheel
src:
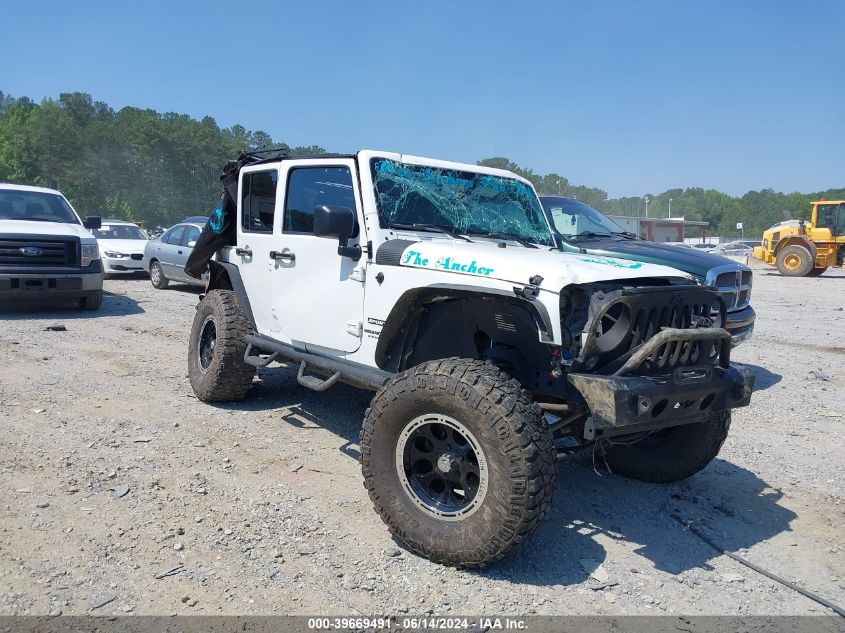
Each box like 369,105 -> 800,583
188,289 -> 255,401
360,358 -> 556,567
776,245 -> 813,277
600,411 -> 730,483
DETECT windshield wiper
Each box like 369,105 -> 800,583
569,231 -> 612,240
611,231 -> 640,240
465,230 -> 539,249
387,222 -> 473,242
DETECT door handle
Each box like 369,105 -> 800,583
269,250 -> 295,261
178,250 -> 183,254
236,247 -> 253,257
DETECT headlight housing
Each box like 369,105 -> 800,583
103,250 -> 125,258
81,243 -> 101,267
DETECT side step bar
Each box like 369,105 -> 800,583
243,345 -> 278,367
243,334 -> 392,391
296,361 -> 340,392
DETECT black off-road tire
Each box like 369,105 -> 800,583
150,261 -> 169,289
360,358 -> 556,567
601,412 -> 731,483
807,267 -> 828,277
776,245 -> 814,277
188,289 -> 255,402
79,289 -> 103,311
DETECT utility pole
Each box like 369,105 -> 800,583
557,179 -> 561,196
644,195 -> 650,219
636,199 -> 641,237
668,197 -> 672,219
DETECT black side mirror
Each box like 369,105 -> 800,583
83,216 -> 102,230
313,205 -> 361,260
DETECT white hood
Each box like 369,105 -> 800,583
97,238 -> 149,255
393,239 -> 692,289
0,219 -> 95,240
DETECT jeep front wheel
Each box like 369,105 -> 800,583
188,289 -> 255,401
600,411 -> 730,483
360,358 -> 556,567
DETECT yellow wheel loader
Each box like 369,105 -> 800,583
753,200 -> 845,277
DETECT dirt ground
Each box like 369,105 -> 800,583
0,266 -> 843,617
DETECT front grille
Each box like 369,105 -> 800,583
0,237 -> 77,267
707,265 -> 752,312
602,295 -> 719,372
625,302 -> 718,372
572,284 -> 725,375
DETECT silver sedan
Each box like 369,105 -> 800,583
142,221 -> 207,289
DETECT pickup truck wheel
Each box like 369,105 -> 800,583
360,358 -> 556,567
78,290 -> 103,311
188,289 -> 255,401
601,411 -> 730,483
150,261 -> 169,289
776,245 -> 813,277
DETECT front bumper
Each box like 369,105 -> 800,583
102,255 -> 146,273
568,327 -> 755,434
0,267 -> 103,300
569,364 -> 755,433
725,304 -> 755,346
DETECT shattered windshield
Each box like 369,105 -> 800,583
371,158 -> 554,245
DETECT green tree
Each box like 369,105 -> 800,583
0,90 -> 840,234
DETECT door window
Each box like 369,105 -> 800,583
163,225 -> 186,245
182,225 -> 201,246
241,170 -> 278,233
284,166 -> 356,233
817,204 -> 837,231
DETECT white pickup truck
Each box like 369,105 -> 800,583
0,183 -> 104,310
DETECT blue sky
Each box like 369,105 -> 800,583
1,1 -> 842,197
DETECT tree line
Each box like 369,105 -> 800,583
478,157 -> 844,238
0,91 -> 323,227
1,91 -> 841,236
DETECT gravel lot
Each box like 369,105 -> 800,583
0,267 -> 843,617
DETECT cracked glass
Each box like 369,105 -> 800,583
370,158 -> 554,245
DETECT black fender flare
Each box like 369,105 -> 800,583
374,286 -> 554,373
207,260 -> 256,329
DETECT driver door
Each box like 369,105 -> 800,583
271,159 -> 366,353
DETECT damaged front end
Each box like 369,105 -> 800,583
561,283 -> 755,435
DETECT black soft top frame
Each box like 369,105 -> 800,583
220,147 -> 355,202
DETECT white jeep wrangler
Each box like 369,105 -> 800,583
187,150 -> 755,567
